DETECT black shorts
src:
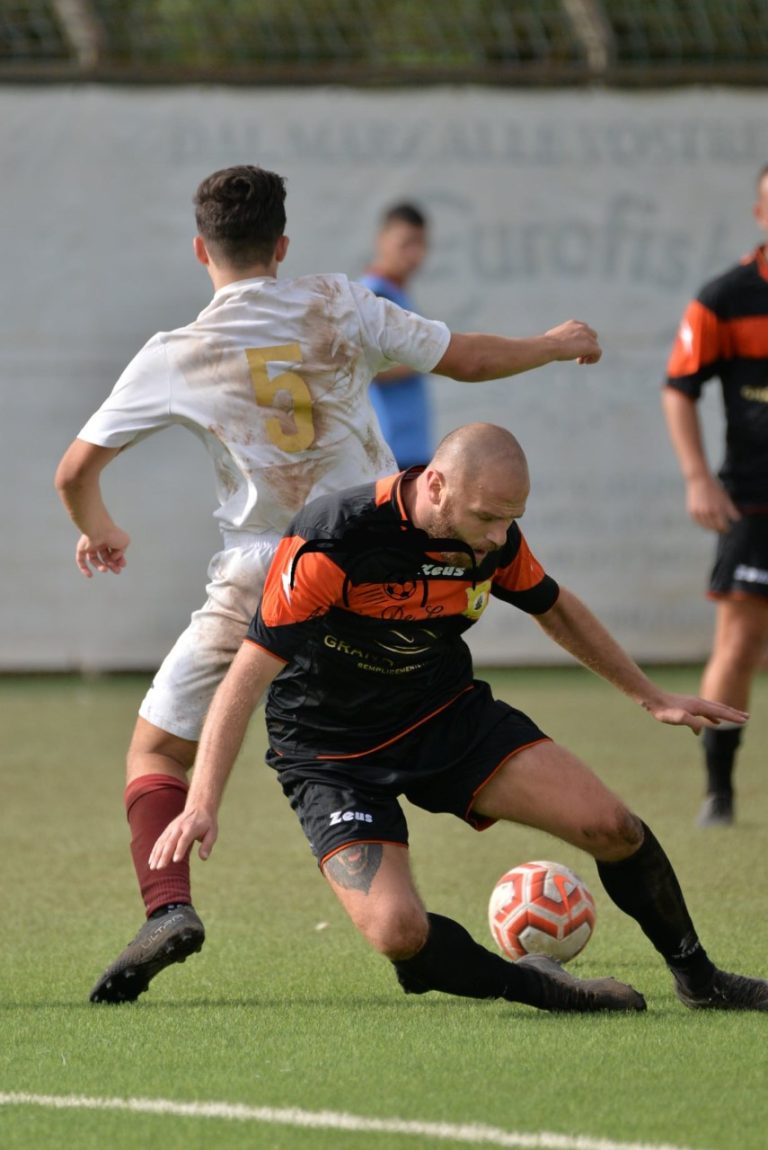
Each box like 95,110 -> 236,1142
273,680 -> 549,865
709,515 -> 768,601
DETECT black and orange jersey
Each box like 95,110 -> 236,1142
246,470 -> 559,759
664,244 -> 768,509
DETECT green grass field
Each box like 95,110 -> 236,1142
2,667 -> 767,1150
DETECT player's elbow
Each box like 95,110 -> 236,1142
54,450 -> 93,499
54,439 -> 116,496
54,452 -> 80,496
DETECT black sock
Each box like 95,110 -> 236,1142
702,726 -> 742,796
392,912 -> 547,1006
597,821 -> 715,990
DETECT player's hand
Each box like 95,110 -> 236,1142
75,527 -> 131,577
149,806 -> 219,869
545,320 -> 602,365
685,475 -> 741,533
643,692 -> 748,735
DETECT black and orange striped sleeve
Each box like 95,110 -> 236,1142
491,526 -> 559,614
246,533 -> 344,662
664,298 -> 723,398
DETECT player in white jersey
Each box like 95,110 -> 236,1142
55,165 -> 603,1004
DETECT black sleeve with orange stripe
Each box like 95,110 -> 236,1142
491,524 -> 560,614
246,533 -> 344,663
664,295 -> 723,399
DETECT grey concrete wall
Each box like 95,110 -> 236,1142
3,86 -> 766,669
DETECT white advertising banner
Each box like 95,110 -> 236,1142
2,86 -> 766,669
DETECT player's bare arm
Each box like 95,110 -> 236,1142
535,586 -> 748,734
149,642 -> 284,869
54,439 -> 131,577
433,319 -> 601,382
661,388 -> 741,533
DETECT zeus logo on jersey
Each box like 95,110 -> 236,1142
420,562 -> 469,577
329,810 -> 374,826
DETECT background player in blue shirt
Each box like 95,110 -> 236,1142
361,202 -> 434,468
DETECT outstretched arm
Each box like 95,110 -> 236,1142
661,387 -> 741,533
149,641 -> 284,868
535,586 -> 748,734
54,438 -> 130,577
433,320 -> 601,382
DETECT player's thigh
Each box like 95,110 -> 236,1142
711,596 -> 768,662
322,843 -> 428,959
139,539 -> 276,741
138,608 -> 248,741
471,740 -> 641,861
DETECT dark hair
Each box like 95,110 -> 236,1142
381,202 -> 427,230
758,163 -> 768,188
194,165 -> 287,267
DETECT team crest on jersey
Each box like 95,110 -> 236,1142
463,580 -> 491,621
383,579 -> 417,601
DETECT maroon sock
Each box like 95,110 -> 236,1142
125,773 -> 191,917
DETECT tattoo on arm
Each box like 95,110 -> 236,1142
324,844 -> 383,894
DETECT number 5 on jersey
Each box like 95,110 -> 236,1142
246,344 -> 316,453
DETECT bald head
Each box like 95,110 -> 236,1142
405,423 -> 530,566
431,423 -> 529,492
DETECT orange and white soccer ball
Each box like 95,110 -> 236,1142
488,859 -> 596,963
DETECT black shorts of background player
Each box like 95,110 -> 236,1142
152,423 -> 768,1014
662,164 -> 768,828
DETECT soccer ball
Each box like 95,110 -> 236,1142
488,859 -> 596,963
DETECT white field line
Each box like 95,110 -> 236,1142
0,1092 -> 708,1150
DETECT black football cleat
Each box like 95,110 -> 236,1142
89,905 -> 205,1004
517,954 -> 647,1013
674,967 -> 768,1011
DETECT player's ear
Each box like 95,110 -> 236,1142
425,467 -> 445,505
275,235 -> 290,264
193,235 -> 210,266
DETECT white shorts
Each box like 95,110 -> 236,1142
139,533 -> 280,741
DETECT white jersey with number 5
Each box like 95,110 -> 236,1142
78,273 -> 451,536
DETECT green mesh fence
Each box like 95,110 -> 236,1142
604,0 -> 768,66
91,0 -> 579,69
1,0 -> 767,81
0,0 -> 68,60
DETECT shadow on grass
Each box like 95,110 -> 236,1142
0,995 -> 445,1011
0,996 -> 687,1019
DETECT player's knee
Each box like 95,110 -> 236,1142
126,717 -> 197,780
363,903 -> 429,961
714,618 -> 768,669
582,806 -> 643,860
